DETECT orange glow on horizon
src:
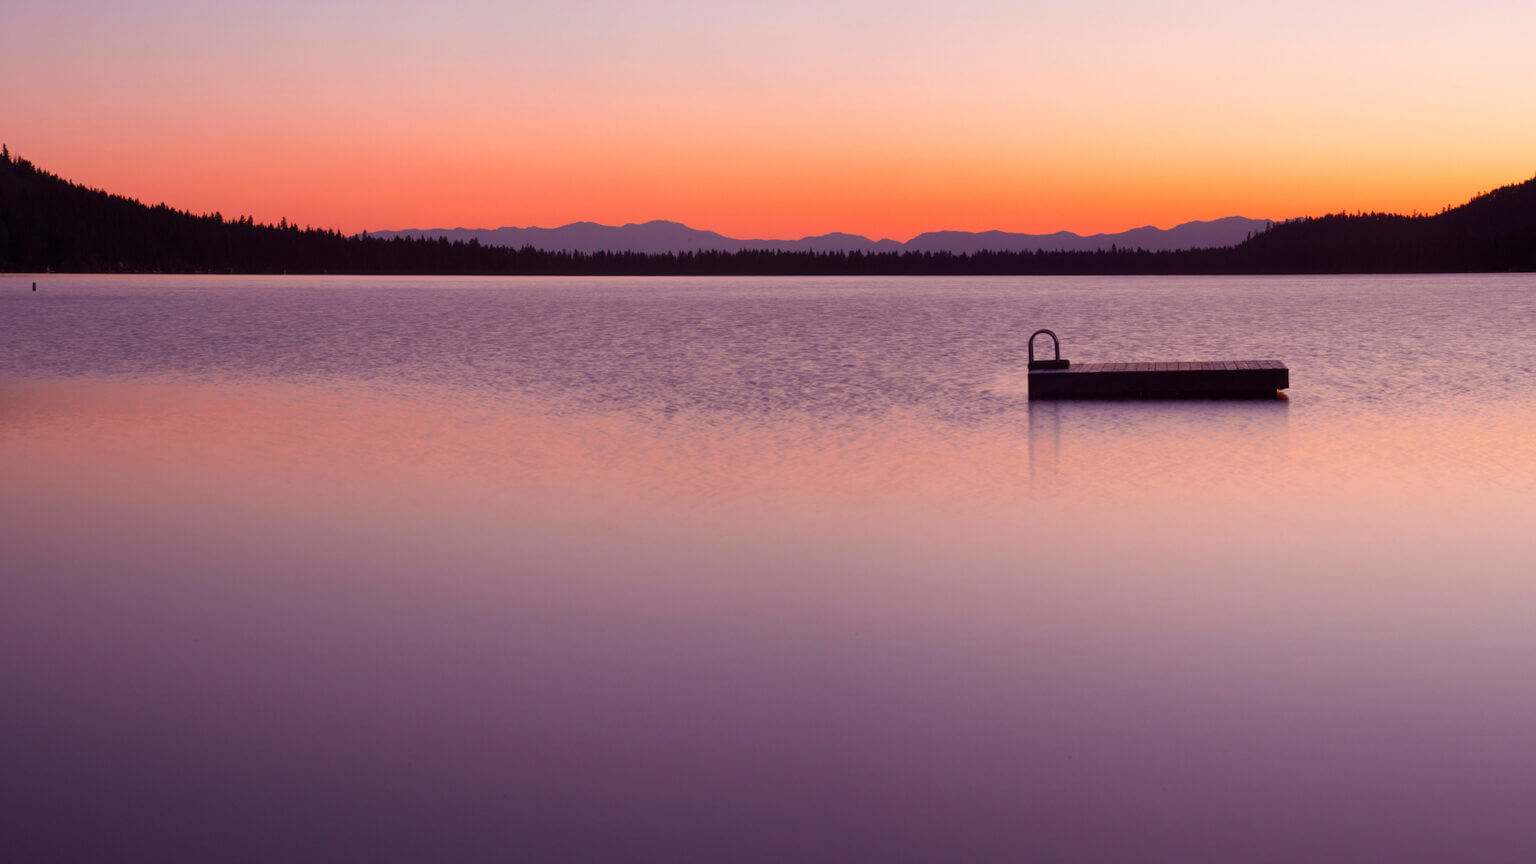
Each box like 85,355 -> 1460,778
6,1 -> 1534,239
13,133 -> 1528,242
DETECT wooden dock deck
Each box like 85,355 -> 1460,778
1028,359 -> 1289,398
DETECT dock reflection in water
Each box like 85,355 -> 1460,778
1027,396 -> 1290,499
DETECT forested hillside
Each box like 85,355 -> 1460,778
3,148 -> 1532,274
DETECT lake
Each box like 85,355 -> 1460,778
4,274 -> 1536,862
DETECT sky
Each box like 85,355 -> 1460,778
4,0 -> 1535,239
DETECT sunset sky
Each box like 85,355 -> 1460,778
5,0 -> 1534,239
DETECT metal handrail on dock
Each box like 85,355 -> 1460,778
1027,329 -> 1070,370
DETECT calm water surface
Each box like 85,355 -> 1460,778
3,274 -> 1536,862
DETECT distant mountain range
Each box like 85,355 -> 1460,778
366,216 -> 1273,254
4,147 -> 1533,274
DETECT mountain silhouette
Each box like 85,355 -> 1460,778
3,146 -> 1533,274
367,216 -> 1272,254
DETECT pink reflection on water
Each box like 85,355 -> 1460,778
3,376 -> 1536,861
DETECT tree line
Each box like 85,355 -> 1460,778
3,147 -> 1533,275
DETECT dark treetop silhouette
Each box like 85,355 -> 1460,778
3,147 -> 1533,275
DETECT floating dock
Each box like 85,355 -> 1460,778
1026,330 -> 1289,399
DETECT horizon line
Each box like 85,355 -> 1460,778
8,145 -> 1527,245
362,214 -> 1275,244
